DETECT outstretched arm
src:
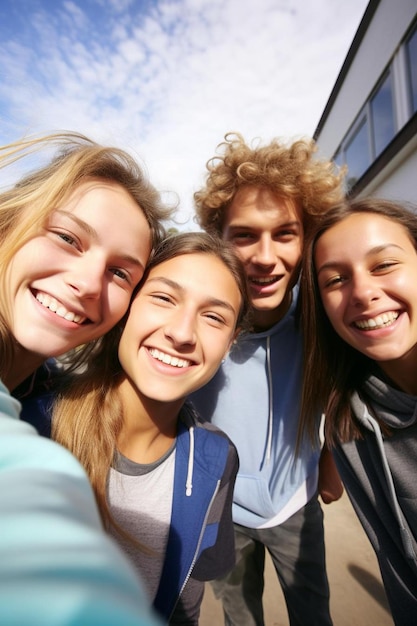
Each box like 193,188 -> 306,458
0,381 -> 161,626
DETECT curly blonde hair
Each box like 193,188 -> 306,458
194,132 -> 345,235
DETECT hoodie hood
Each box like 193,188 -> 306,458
359,373 -> 417,430
351,383 -> 417,567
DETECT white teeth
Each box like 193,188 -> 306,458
148,348 -> 190,368
355,311 -> 399,330
252,277 -> 276,284
36,293 -> 86,325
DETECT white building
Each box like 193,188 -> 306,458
314,0 -> 417,205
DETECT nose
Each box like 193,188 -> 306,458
164,309 -> 197,347
252,236 -> 276,267
350,272 -> 380,306
66,255 -> 106,300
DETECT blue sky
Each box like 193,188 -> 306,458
0,0 -> 368,228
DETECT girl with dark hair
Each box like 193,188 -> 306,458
300,198 -> 417,625
32,231 -> 252,625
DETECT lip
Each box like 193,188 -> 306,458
248,275 -> 281,294
33,289 -> 91,325
146,347 -> 196,369
350,310 -> 401,331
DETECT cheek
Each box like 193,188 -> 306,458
278,243 -> 302,271
391,272 -> 416,292
204,332 -> 232,366
11,241 -> 45,275
102,290 -> 132,326
232,247 -> 251,265
290,243 -> 303,265
117,331 -> 133,370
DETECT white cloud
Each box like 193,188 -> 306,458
0,0 -> 368,228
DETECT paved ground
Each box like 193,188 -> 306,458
200,492 -> 393,626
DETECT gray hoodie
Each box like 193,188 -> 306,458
334,373 -> 417,625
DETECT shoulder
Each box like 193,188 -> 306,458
14,360 -> 64,437
184,403 -> 236,444
180,403 -> 239,474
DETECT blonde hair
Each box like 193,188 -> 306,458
52,231 -> 252,533
194,132 -> 345,235
0,131 -> 171,380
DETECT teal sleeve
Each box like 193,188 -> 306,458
0,381 -> 161,626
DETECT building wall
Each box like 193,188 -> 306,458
358,134 -> 417,205
316,0 -> 416,155
315,0 -> 417,206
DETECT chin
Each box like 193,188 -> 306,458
253,300 -> 279,312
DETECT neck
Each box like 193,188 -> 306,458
252,291 -> 292,333
5,345 -> 44,392
116,377 -> 181,464
379,354 -> 417,396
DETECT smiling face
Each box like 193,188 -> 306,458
117,252 -> 241,410
315,212 -> 417,388
6,179 -> 151,371
222,186 -> 303,330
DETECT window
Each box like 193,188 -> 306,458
344,118 -> 371,188
406,22 -> 417,113
370,71 -> 395,157
330,17 -> 417,192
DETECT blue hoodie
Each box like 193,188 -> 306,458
153,404 -> 238,622
191,285 -> 321,528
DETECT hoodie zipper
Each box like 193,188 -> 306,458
263,334 -> 273,467
168,479 -> 221,621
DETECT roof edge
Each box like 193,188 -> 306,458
313,0 -> 381,140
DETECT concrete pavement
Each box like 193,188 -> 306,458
200,492 -> 393,626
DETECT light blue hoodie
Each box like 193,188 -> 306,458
191,286 -> 320,528
0,380 -> 161,626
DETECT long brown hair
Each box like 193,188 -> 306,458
298,197 -> 417,448
52,231 -> 252,530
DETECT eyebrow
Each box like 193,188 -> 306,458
228,220 -> 301,230
146,276 -> 238,314
316,243 -> 406,274
55,210 -> 144,268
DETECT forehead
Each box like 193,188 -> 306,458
57,178 -> 151,258
146,253 -> 233,287
224,186 -> 301,228
318,213 -> 411,250
60,179 -> 132,210
146,252 -> 241,305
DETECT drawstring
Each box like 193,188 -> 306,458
265,335 -> 273,465
186,425 -> 195,496
361,406 -> 417,564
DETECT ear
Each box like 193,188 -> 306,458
223,329 -> 240,360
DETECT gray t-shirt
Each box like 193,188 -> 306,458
108,445 -> 176,600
